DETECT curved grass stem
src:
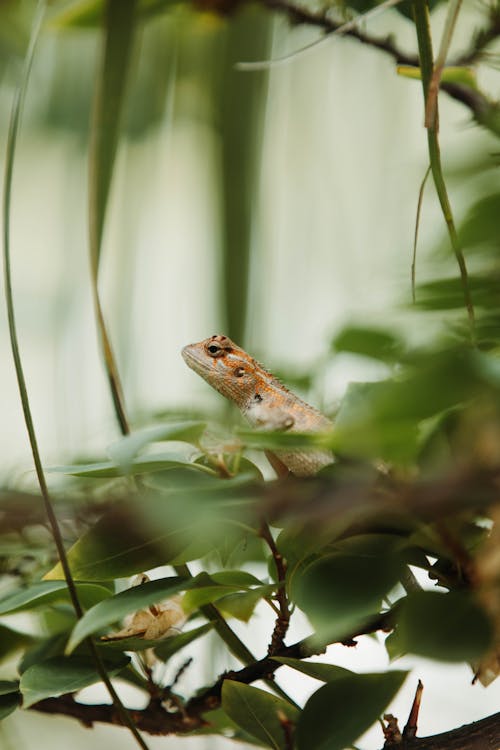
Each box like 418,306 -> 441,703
412,0 -> 476,343
411,165 -> 431,302
2,4 -> 149,747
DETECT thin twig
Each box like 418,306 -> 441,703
403,679 -> 424,739
237,0 -> 404,70
253,0 -> 500,138
259,521 -> 291,654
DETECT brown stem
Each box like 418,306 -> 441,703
29,676 -> 500,750
259,520 -> 291,654
277,710 -> 295,750
31,614 -> 389,733
404,679 -> 424,739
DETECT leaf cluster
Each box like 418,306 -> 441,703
2,0 -> 500,748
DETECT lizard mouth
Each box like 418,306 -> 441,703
181,344 -> 208,379
181,344 -> 196,366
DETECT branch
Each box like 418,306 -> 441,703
31,614 -> 390,734
26,595 -> 500,749
376,710 -> 500,750
29,672 -> 500,750
259,520 -> 291,654
254,0 -> 500,138
260,0 -> 417,66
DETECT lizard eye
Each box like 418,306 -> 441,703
234,367 -> 246,377
207,344 -> 221,356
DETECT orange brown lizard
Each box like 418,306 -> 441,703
182,334 -> 334,476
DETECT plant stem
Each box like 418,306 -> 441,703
259,521 -> 291,654
2,4 -> 149,748
412,0 -> 476,343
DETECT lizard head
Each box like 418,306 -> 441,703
182,334 -> 262,408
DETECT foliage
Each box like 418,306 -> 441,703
2,1 -> 500,749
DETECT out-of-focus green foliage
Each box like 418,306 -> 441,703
2,0 -> 500,747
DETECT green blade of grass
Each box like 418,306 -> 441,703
2,3 -> 149,746
411,164 -> 431,303
412,0 -> 475,343
88,0 -> 138,434
86,4 -> 296,705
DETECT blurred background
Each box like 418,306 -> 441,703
1,0 -> 500,747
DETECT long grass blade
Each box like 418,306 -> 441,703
219,7 -> 272,343
411,165 -> 431,303
88,0 -> 138,434
412,0 -> 475,342
2,5 -> 150,747
86,1 -> 293,703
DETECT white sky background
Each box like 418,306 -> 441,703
1,2 -> 500,748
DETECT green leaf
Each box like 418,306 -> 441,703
194,707 -> 269,746
100,621 -> 213,656
331,349 -> 484,461
138,472 -> 257,564
66,576 -> 191,653
88,0 -> 136,269
222,681 -> 299,750
49,0 -> 104,27
0,581 -> 111,615
182,583 -> 246,613
0,624 -> 34,663
153,622 -> 214,661
180,571 -> 270,616
44,507 -> 187,581
397,65 -> 476,89
331,381 -> 419,462
291,538 -> 403,642
20,655 -> 129,708
0,688 -> 20,720
271,658 -> 353,683
459,193 -> 500,252
416,275 -> 500,311
19,634 -> 69,674
333,326 -> 403,362
0,681 -> 19,696
211,571 -> 264,587
49,0 -> 180,28
238,429 -> 325,452
217,585 -> 276,623
384,628 -> 406,662
296,671 -> 407,750
107,421 -> 206,470
51,451 -> 209,478
396,590 -> 493,662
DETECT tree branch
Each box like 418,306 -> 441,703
30,614 -> 389,734
29,675 -> 500,750
261,0 -> 417,66
376,710 -> 500,750
254,0 -> 500,138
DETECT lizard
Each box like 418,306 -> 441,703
182,334 -> 334,476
